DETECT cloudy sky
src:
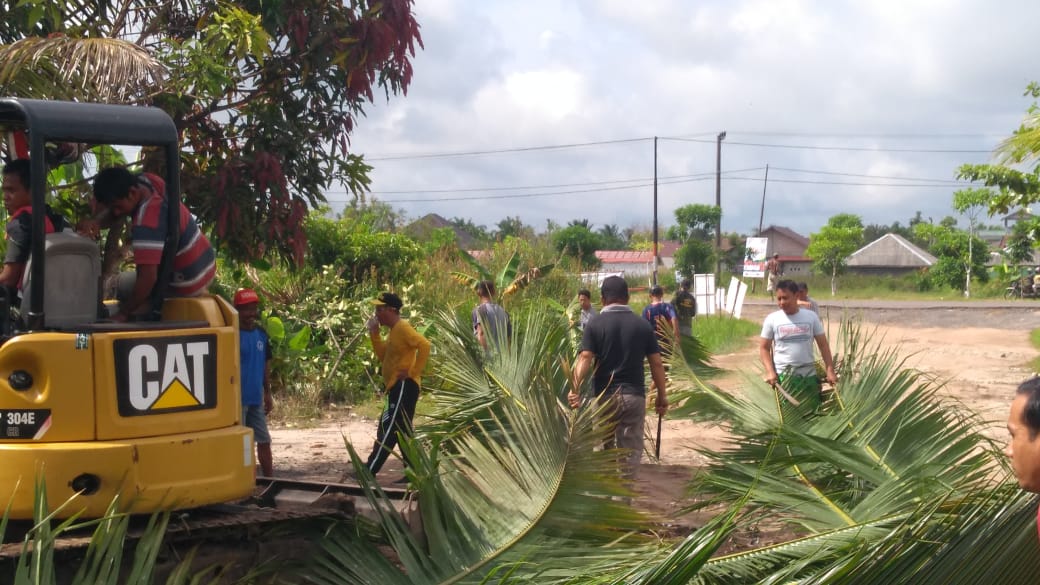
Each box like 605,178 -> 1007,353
342,0 -> 1038,239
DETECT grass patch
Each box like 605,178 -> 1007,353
692,314 -> 760,354
1028,328 -> 1040,373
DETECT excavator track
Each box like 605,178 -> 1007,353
0,476 -> 414,565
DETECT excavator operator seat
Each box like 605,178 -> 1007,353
21,231 -> 101,328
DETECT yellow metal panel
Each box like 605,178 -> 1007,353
93,325 -> 241,441
0,333 -> 94,441
161,296 -> 235,327
0,426 -> 254,519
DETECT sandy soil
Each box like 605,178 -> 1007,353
266,303 -> 1040,536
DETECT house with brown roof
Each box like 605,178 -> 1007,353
758,225 -> 812,276
846,233 -> 937,276
591,239 -> 683,277
594,250 -> 656,277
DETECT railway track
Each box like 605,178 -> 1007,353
0,476 -> 416,572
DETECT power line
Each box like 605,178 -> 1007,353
768,166 -> 965,183
711,131 -> 1006,139
365,136 -> 652,161
363,131 -> 1001,161
327,172 -> 974,203
728,176 -> 967,187
662,136 -> 993,154
330,175 -> 717,203
326,167 -> 767,196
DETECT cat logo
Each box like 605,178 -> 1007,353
114,335 -> 218,416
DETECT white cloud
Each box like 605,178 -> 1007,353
343,0 -> 1040,238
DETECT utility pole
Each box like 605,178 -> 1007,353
714,131 -> 726,276
751,164 -> 769,295
757,164 -> 769,235
652,136 -> 659,285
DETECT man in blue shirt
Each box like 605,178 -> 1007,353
235,288 -> 274,476
642,285 -> 679,357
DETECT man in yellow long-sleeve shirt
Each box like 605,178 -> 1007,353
364,292 -> 431,476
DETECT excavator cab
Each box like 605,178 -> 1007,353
0,98 -> 254,519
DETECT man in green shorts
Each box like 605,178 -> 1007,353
759,279 -> 837,408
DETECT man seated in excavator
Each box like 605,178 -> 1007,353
79,166 -> 216,322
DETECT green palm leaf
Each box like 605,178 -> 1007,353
790,482 -> 1040,585
495,251 -> 521,292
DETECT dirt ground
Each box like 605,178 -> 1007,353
267,302 -> 1040,536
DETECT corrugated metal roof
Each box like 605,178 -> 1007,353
760,225 -> 810,247
847,233 -> 937,267
595,250 -> 655,263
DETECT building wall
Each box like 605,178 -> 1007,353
847,266 -> 923,277
600,262 -> 653,276
762,230 -> 809,257
781,261 -> 812,276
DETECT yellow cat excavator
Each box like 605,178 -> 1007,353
0,98 -> 254,519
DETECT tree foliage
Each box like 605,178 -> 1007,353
494,216 -> 535,241
551,225 -> 603,268
667,204 -> 720,276
449,216 -> 492,247
306,207 -> 421,284
952,187 -> 995,296
806,213 -> 864,294
597,223 -> 628,249
0,0 -> 423,265
914,222 -> 990,290
862,212 -> 929,249
959,82 -> 1040,218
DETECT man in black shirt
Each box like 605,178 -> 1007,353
672,279 -> 697,337
569,276 -> 668,479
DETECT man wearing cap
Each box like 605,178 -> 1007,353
234,288 -> 274,477
363,292 -> 431,476
569,276 -> 668,479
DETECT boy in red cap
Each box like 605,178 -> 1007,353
235,288 -> 274,476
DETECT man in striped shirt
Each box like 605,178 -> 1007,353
90,167 -> 215,321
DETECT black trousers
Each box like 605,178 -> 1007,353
365,377 -> 420,474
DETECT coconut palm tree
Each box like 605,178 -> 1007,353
309,311 -> 1038,584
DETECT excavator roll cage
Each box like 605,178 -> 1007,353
0,97 -> 180,329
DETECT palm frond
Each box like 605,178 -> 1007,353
0,35 -> 166,104
996,111 -> 1040,165
793,481 -> 1040,585
315,309 -> 698,584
